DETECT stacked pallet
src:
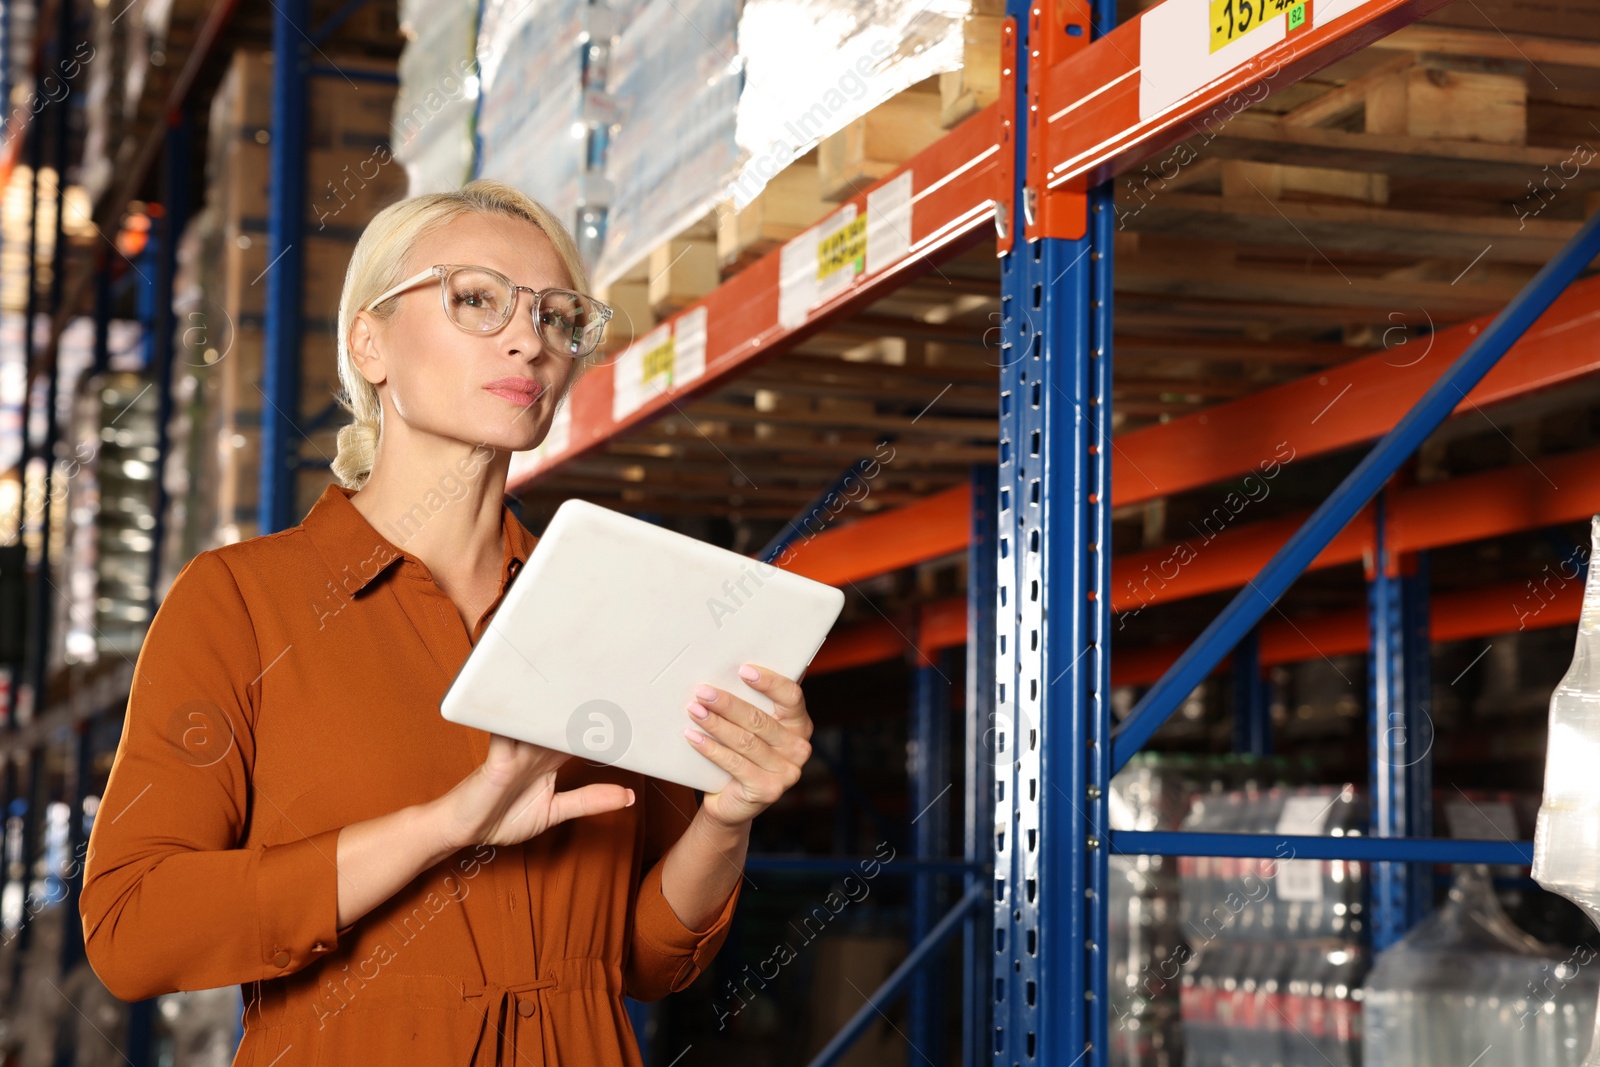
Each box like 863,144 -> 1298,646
192,49 -> 405,545
589,0 -> 988,346
600,70 -> 963,352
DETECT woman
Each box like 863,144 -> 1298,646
79,180 -> 813,1066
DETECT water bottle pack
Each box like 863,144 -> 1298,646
1178,784 -> 1368,1067
1109,756 -> 1194,1067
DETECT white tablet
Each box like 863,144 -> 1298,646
440,498 -> 847,792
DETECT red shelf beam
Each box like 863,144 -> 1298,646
1114,274 -> 1600,506
808,444 -> 1600,676
780,276 -> 1600,584
814,572 -> 1583,682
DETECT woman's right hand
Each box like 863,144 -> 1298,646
429,734 -> 636,852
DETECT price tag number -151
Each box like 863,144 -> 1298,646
1209,0 -> 1306,52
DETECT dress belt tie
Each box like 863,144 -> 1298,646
462,975 -> 559,1067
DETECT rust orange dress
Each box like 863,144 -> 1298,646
79,483 -> 741,1066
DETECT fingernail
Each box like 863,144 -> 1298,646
685,727 -> 706,743
694,684 -> 718,702
625,789 -> 636,807
738,664 -> 760,682
687,701 -> 710,720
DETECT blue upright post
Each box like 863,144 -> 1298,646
909,648 -> 950,1066
1232,627 -> 1271,756
263,0 -> 310,533
1369,489 -> 1434,950
91,254 -> 113,375
135,238 -> 159,370
59,722 -> 91,977
994,2 -> 1115,1063
964,463 -> 996,1067
19,0 -> 75,973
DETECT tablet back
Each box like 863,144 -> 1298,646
440,499 -> 846,792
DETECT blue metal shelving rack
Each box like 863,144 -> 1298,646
6,0 -> 1600,1061
990,2 -> 1600,1065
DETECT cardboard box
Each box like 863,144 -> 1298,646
212,139 -> 407,237
222,233 -> 360,325
210,50 -> 396,151
218,326 -> 344,425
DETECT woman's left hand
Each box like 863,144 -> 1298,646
685,664 -> 813,830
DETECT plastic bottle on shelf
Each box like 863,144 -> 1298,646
1327,786 -> 1367,944
1533,513 -> 1600,1067
1179,945 -> 1208,1067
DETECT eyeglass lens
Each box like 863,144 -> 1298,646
443,267 -> 607,357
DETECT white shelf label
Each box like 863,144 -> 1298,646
866,171 -> 913,277
610,306 -> 710,422
1275,793 -> 1335,902
1136,0 -> 1381,123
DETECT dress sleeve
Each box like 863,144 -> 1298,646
79,550 -> 347,1003
623,779 -> 742,1002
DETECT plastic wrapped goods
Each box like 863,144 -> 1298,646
1178,784 -> 1368,1067
727,0 -> 967,208
1109,756 -> 1193,1067
392,0 -> 479,195
1363,866 -> 1598,1066
591,0 -> 740,287
476,0 -> 585,218
1533,513 -> 1600,1065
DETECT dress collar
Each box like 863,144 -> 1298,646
301,482 -> 535,596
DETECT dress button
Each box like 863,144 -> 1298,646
272,950 -> 291,967
517,1000 -> 536,1018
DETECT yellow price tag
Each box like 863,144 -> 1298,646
1209,0 -> 1305,52
817,214 -> 868,281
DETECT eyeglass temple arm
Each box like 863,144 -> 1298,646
365,267 -> 441,310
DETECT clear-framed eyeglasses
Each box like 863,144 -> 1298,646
366,264 -> 614,362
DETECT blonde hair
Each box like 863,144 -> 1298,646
330,179 -> 596,490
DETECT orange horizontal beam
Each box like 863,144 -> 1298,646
1389,448 -> 1600,556
1111,509 -> 1372,614
915,596 -> 968,667
1110,443 -> 1600,613
807,597 -> 968,676
1114,274 -> 1600,506
812,574 -> 1584,683
1116,576 -> 1582,687
810,444 -> 1600,676
1156,576 -> 1580,687
809,619 -> 909,676
798,438 -> 1600,629
780,484 -> 972,588
771,279 -> 1600,589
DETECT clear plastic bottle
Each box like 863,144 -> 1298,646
1532,513 -> 1600,1066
